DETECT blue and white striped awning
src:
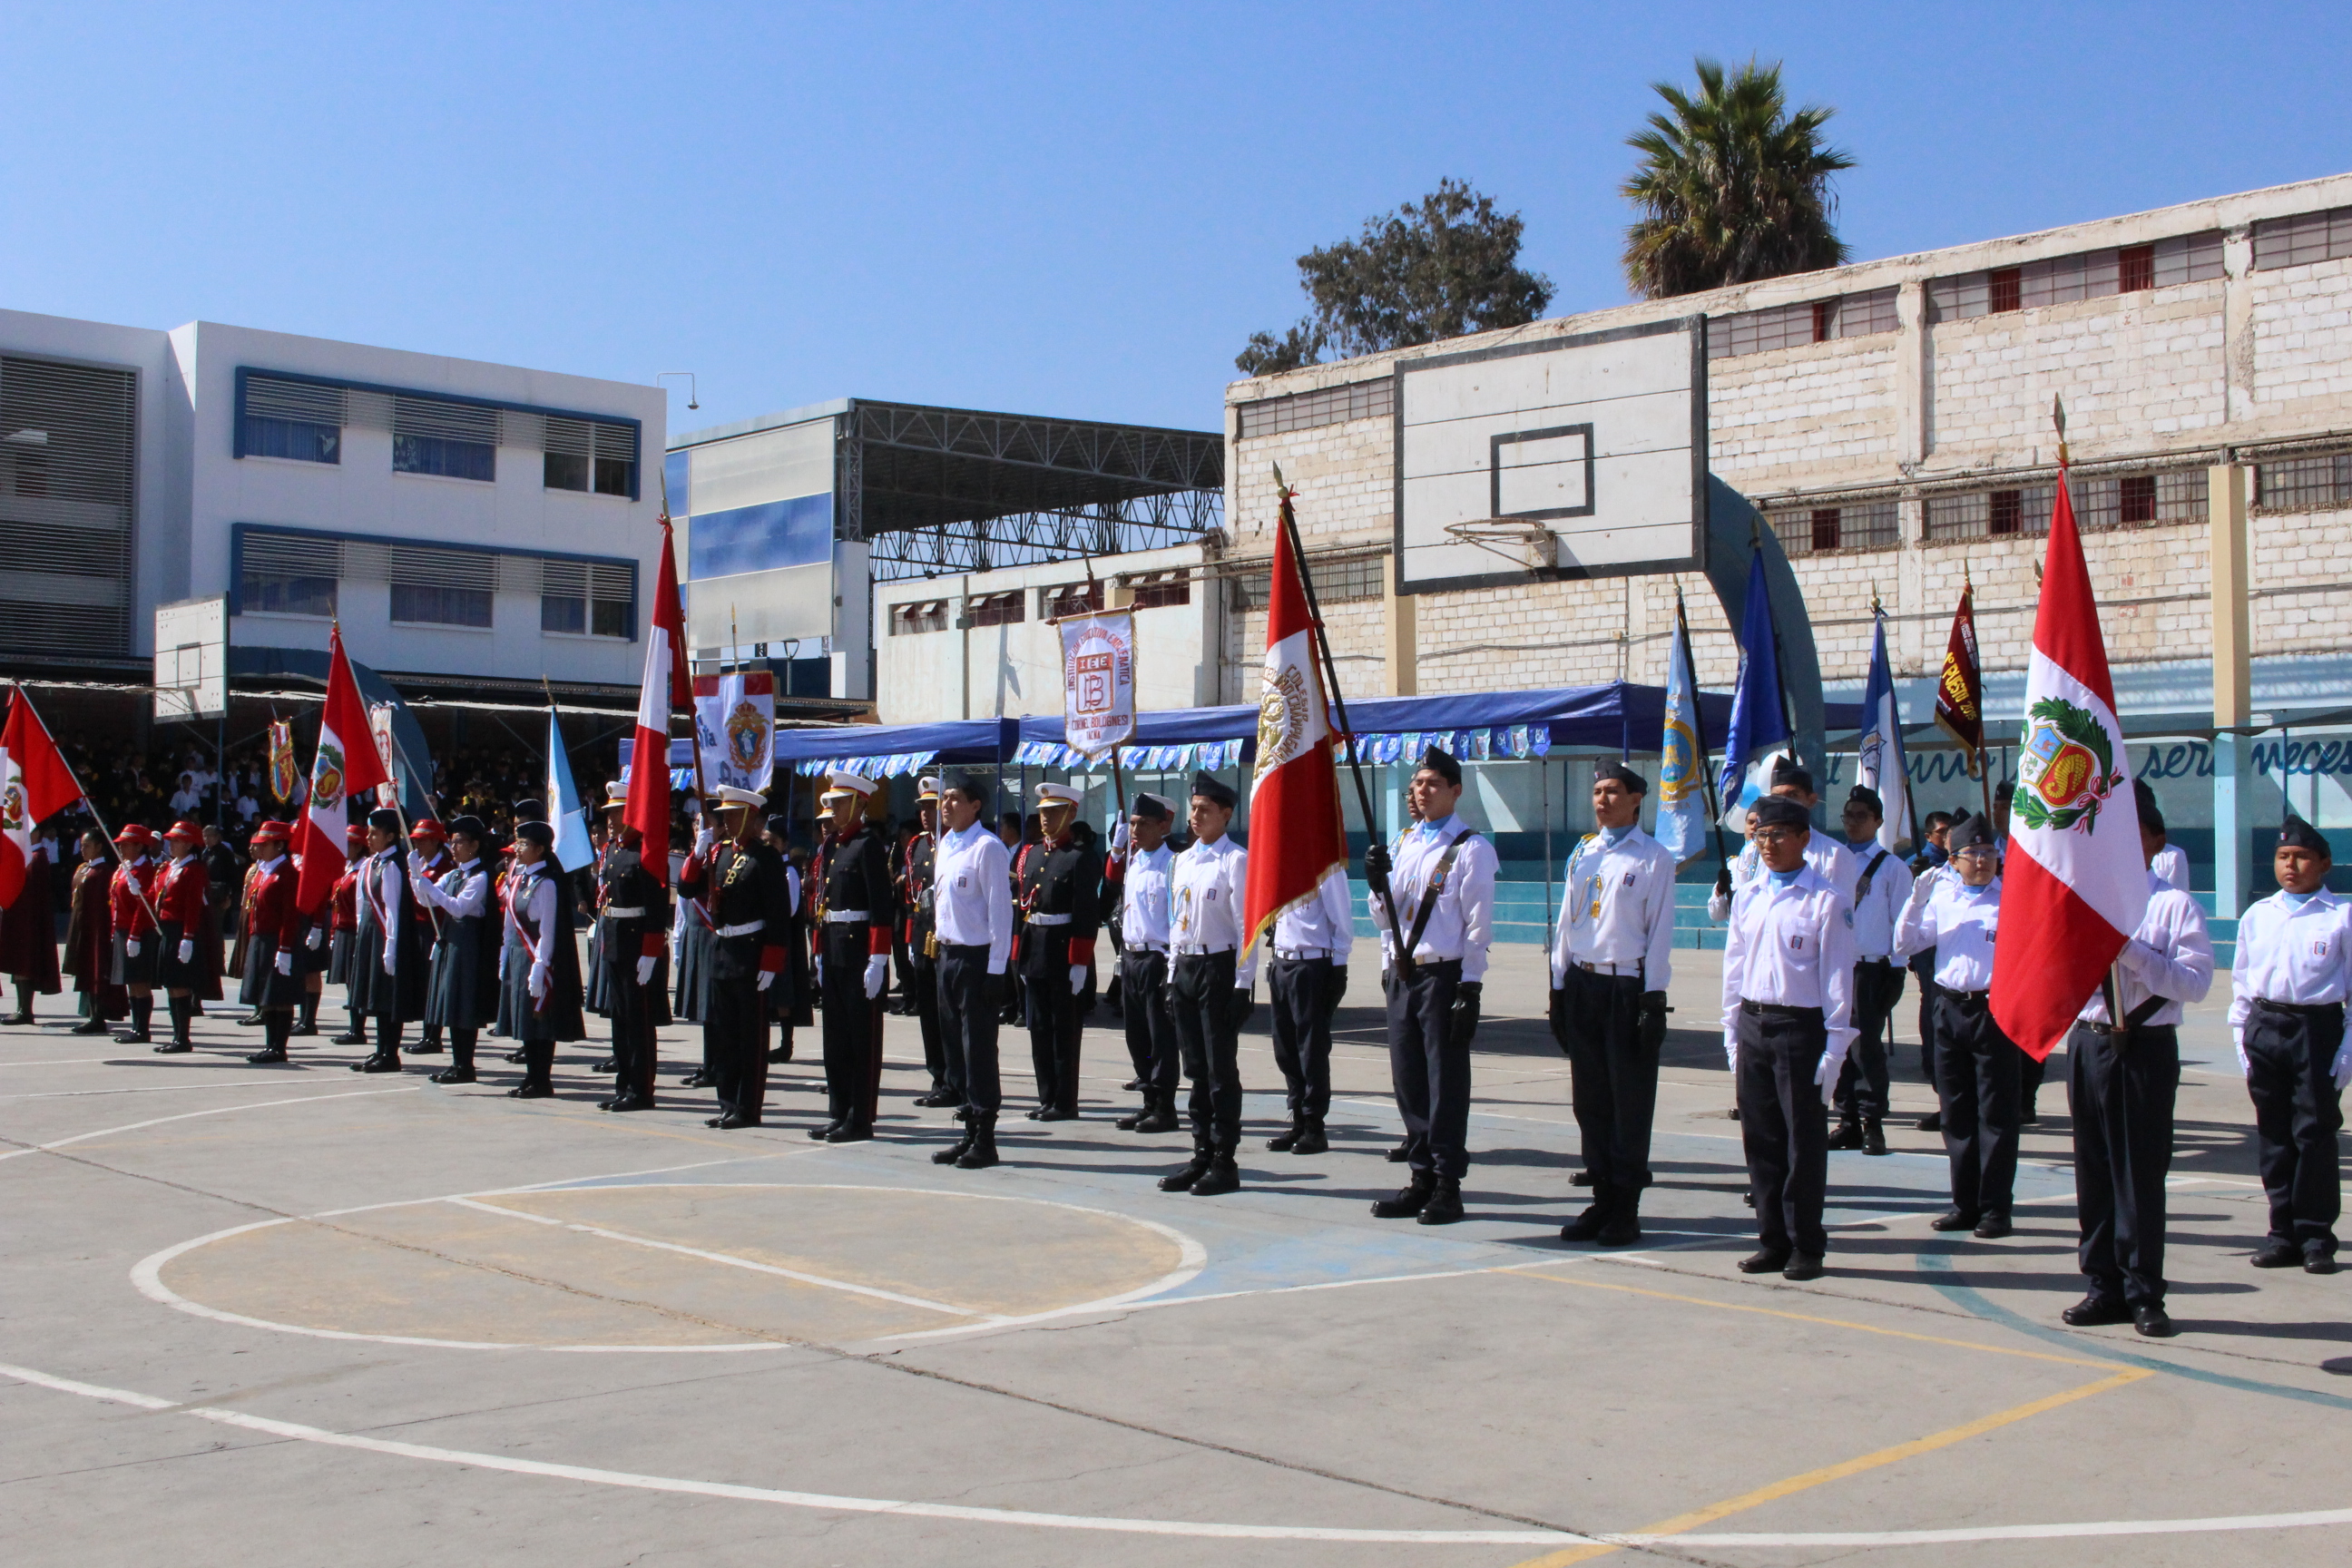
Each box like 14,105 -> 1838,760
793,750 -> 938,779
1011,738 -> 1246,773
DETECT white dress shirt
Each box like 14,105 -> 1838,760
1720,865 -> 1857,1070
1171,832 -> 1254,987
1550,823 -> 1675,988
505,867 -> 559,986
1844,839 -> 1914,961
360,848 -> 405,974
1272,865 -> 1355,961
1369,814 -> 1497,983
1896,875 -> 2000,991
2150,844 -> 2191,893
1707,824 -> 1858,921
931,821 -> 1014,975
2076,870 -> 2215,1028
1117,842 -> 1175,949
414,856 -> 490,921
2229,888 -> 2352,1048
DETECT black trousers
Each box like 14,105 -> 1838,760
705,973 -> 770,1122
938,944 -> 999,1114
1023,959 -> 1082,1113
609,965 -> 659,1102
1736,1003 -> 1829,1259
1933,991 -> 2020,1218
1562,967 -> 1655,1191
2244,1000 -> 2345,1256
819,935 -> 883,1129
909,951 -> 949,1092
1120,947 -> 1178,1094
1835,960 -> 1904,1117
1267,955 -> 1336,1119
2069,1022 -> 2180,1308
1387,958 -> 1470,1179
1169,950 -> 1243,1151
1911,953 -> 1939,1082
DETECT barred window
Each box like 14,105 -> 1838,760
1042,580 -> 1103,619
1929,232 -> 2223,320
1709,287 -> 1896,358
965,590 -> 1024,628
890,599 -> 950,635
1923,472 -> 2201,542
1227,554 -> 1380,610
1769,500 -> 1899,556
1235,377 -> 1394,438
2254,452 -> 2352,510
1926,485 -> 2053,542
2250,206 -> 2352,270
1124,569 -> 1191,609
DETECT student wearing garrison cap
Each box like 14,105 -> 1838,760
1159,772 -> 1255,1196
494,820 -> 586,1097
1706,759 -> 1860,924
590,788 -> 670,1110
1367,745 -> 1497,1226
1720,792 -> 1857,1279
810,772 -> 897,1141
409,816 -> 502,1085
1014,782 -> 1103,1124
1896,810 -> 2018,1237
233,821 -> 307,1065
901,777 -> 953,1108
1552,761 -> 1677,1244
1104,790 -> 1182,1133
1828,786 -> 1913,1155
407,818 -> 454,1057
928,772 -> 1015,1171
2230,815 -> 2351,1274
2061,779 -> 2214,1338
349,808 -> 430,1073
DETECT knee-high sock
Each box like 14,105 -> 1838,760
169,995 -> 192,1044
451,1026 -> 476,1071
299,991 -> 319,1030
373,1014 -> 403,1056
130,995 -> 153,1035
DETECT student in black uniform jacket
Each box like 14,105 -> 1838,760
1016,781 -> 1103,1122
811,770 -> 897,1142
686,787 -> 795,1130
411,816 -> 501,1084
495,820 -> 586,1098
595,786 -> 671,1112
903,778 -> 954,1106
349,808 -> 430,1073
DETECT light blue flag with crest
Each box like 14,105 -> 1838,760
544,707 -> 593,875
1654,597 -> 1710,865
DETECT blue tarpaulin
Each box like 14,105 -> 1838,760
770,719 -> 1016,769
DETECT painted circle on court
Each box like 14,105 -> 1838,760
135,1183 -> 1204,1351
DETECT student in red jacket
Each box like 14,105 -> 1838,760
238,821 -> 306,1064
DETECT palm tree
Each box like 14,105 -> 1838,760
1622,58 -> 1855,299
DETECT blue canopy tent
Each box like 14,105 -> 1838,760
771,718 -> 1017,779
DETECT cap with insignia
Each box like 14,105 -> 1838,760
1190,771 -> 1238,808
1846,784 -> 1883,817
367,807 -> 402,834
1769,757 -> 1815,796
820,770 -> 877,799
1414,744 -> 1462,787
1948,811 -> 1996,852
603,781 -> 630,809
1035,782 -> 1083,807
2278,816 -> 2330,856
514,820 -> 555,848
1751,795 -> 1810,831
446,814 -> 487,842
1131,791 -> 1176,821
1593,760 -> 1648,796
765,813 -> 791,839
710,784 -> 766,810
916,775 -> 941,802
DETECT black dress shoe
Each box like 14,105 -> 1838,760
1782,1254 -> 1825,1281
680,1072 -> 712,1088
1034,1107 -> 1076,1122
2250,1240 -> 2302,1269
290,1021 -> 318,1037
1371,1173 -> 1435,1220
1267,1120 -> 1304,1152
356,1054 -> 404,1074
503,1049 -> 528,1063
1930,1210 -> 1980,1232
1570,1170 -> 1594,1186
1559,1201 -> 1609,1241
706,1115 -> 727,1128
1973,1213 -> 2013,1240
112,1031 -> 151,1044
808,1122 -> 842,1142
1826,1121 -> 1863,1151
715,1111 -> 758,1129
1598,1206 -> 1641,1247
605,1093 -> 652,1112
233,1014 -> 264,1027
1416,1177 -> 1465,1225
2132,1304 -> 2175,1338
1122,1076 -> 1144,1093
408,1043 -> 443,1055
152,1041 -> 192,1054
246,1047 -> 289,1064
1114,1108 -> 1146,1130
1385,1140 -> 1411,1163
1188,1155 -> 1240,1196
1158,1154 -> 1211,1193
2061,1294 -> 2132,1327
824,1124 -> 873,1143
1737,1249 -> 1791,1274
429,1066 -> 476,1084
1024,1105 -> 1050,1121
2306,1253 -> 2339,1275
71,1018 -> 112,1035
508,1082 -> 554,1099
329,1031 -> 368,1046
1133,1106 -> 1180,1133
591,1057 -> 616,1073
1916,1111 -> 1943,1132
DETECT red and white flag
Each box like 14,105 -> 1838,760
623,515 -> 692,886
1990,470 -> 2149,1061
1,687 -> 85,907
1241,487 -> 1348,947
294,626 -> 390,915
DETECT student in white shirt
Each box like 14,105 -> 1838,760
1104,791 -> 1181,1134
1829,786 -> 1913,1155
1263,860 -> 1353,1158
1158,773 -> 1254,1196
928,773 -> 1015,1170
2230,816 -> 2351,1273
1553,760 -> 1678,1246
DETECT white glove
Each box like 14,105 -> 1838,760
636,955 -> 656,986
1111,819 -> 1130,852
406,851 -> 426,878
529,965 -> 549,1001
1723,1035 -> 1739,1072
126,938 -> 141,956
178,938 -> 194,963
2334,1044 -> 2352,1091
813,954 -> 822,985
306,926 -> 323,950
1069,963 -> 1087,995
274,949 -> 293,976
382,950 -> 397,976
1550,957 -> 1565,988
695,828 -> 718,856
757,969 -> 777,993
2236,1039 -> 2252,1077
864,955 -> 888,998
1814,1051 -> 1841,1105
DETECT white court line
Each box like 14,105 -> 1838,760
443,1196 -> 1009,1322
6,1357 -> 2350,1548
0,1086 -> 424,1162
1,1081 -> 341,1102
0,1056 -> 145,1068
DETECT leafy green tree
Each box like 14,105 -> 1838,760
1622,58 -> 1856,299
1237,179 -> 1554,375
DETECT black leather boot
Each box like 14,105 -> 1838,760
1416,1175 -> 1465,1225
1133,1096 -> 1180,1133
1116,1091 -> 1152,1131
955,1113 -> 999,1169
1267,1112 -> 1305,1152
1598,1184 -> 1642,1246
1290,1115 -> 1328,1155
1560,1186 -> 1612,1241
933,1123 -> 976,1164
1188,1150 -> 1241,1196
246,1014 -> 290,1064
1827,1111 -> 1863,1151
1371,1170 -> 1436,1219
1863,1116 -> 1887,1155
1158,1141 -> 1212,1192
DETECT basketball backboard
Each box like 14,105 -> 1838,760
1393,315 -> 1707,593
153,596 -> 229,721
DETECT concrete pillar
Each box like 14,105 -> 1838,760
2210,463 -> 2252,915
1383,566 -> 1417,696
1895,279 -> 1930,464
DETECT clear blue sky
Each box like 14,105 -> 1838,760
6,3 -> 2348,437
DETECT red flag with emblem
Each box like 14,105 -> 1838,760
1241,488 -> 1348,947
623,515 -> 692,886
294,627 -> 389,915
1,687 -> 86,908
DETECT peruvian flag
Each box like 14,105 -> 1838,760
294,626 -> 390,915
1,687 -> 86,907
1241,486 -> 1348,947
623,514 -> 692,886
1990,470 -> 2149,1060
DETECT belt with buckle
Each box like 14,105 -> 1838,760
1275,946 -> 1333,962
1124,941 -> 1167,954
602,906 -> 647,919
716,920 -> 765,938
1176,944 -> 1234,956
823,909 -> 871,923
2253,997 -> 2344,1019
1027,912 -> 1073,926
1573,959 -> 1637,976
1740,1000 -> 1823,1020
1944,987 -> 1990,1005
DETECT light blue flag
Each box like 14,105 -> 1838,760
544,708 -> 593,875
1719,548 -> 1793,824
1654,599 -> 1710,865
1856,609 -> 1913,852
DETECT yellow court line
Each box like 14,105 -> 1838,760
1504,1266 -> 2124,1369
1506,1367 -> 2151,1567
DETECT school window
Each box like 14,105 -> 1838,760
2118,244 -> 2155,293
1767,500 -> 1899,557
890,599 -> 950,635
1042,580 -> 1103,619
391,583 -> 492,627
2118,474 -> 2157,523
242,572 -> 338,617
391,395 -> 498,482
542,415 -> 638,495
237,375 -> 346,464
2254,452 -> 2352,509
964,591 -> 1024,628
1987,268 -> 2022,314
538,559 -> 635,637
1126,570 -> 1192,609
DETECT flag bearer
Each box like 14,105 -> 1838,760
495,820 -> 586,1098
1106,791 -> 1181,1134
1159,773 -> 1254,1197
1721,794 -> 1856,1280
1895,812 -> 2016,1237
1552,761 -> 1677,1245
810,771 -> 895,1142
1367,746 -> 1496,1227
2229,816 -> 2351,1275
684,786 -> 794,1129
236,821 -> 307,1065
1829,786 -> 1912,1155
929,773 -> 1014,1171
327,825 -> 368,1045
1016,782 -> 1102,1122
903,778 -> 954,1108
410,815 -> 501,1086
2061,780 -> 2213,1338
